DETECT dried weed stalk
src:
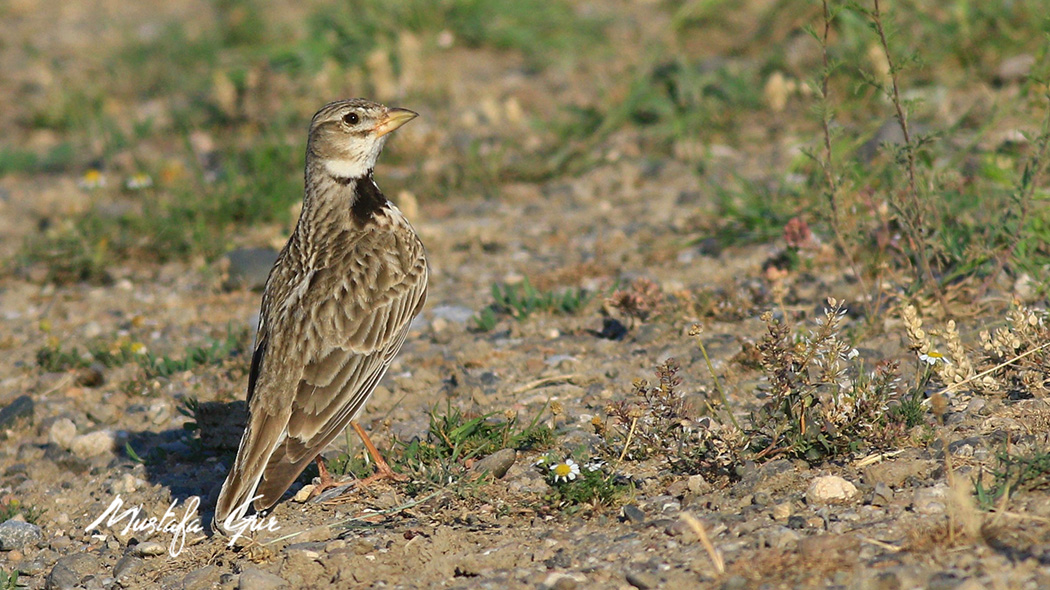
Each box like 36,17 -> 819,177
905,304 -> 1050,397
751,298 -> 919,461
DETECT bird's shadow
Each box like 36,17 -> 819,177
122,400 -> 247,508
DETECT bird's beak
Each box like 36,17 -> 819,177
374,108 -> 418,137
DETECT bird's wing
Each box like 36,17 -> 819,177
252,229 -> 427,510
214,229 -> 427,528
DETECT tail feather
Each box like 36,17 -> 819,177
213,411 -> 287,533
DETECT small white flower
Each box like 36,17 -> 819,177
550,459 -> 581,483
919,351 -> 950,366
78,169 -> 106,190
846,348 -> 859,360
584,459 -> 605,472
125,173 -> 153,190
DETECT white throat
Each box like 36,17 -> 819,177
324,158 -> 371,179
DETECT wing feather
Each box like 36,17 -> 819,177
215,224 -> 427,527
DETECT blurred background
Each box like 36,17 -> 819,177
1,0 -> 1048,292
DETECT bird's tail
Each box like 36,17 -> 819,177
213,411 -> 286,534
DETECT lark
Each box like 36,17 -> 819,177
214,99 -> 427,531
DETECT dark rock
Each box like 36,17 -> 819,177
622,504 -> 646,525
595,318 -> 628,341
75,364 -> 105,388
223,248 -> 278,290
113,555 -> 143,581
472,448 -> 516,479
47,554 -> 100,590
0,395 -> 33,433
0,520 -> 43,550
544,548 -> 572,569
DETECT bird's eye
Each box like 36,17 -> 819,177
343,112 -> 360,125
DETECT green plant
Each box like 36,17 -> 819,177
0,569 -> 19,590
487,277 -> 592,321
535,454 -> 631,512
0,499 -> 44,524
974,447 -> 1050,509
144,327 -> 248,378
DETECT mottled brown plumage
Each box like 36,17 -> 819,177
214,99 -> 426,530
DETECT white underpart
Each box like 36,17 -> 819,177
324,158 -> 371,179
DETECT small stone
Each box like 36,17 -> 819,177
285,542 -> 324,559
293,485 -> 315,503
69,430 -> 115,458
238,567 -> 288,590
430,305 -> 474,324
687,474 -> 707,494
47,554 -> 100,590
0,519 -> 43,550
872,482 -> 894,506
223,248 -> 279,290
471,448 -> 517,479
113,555 -> 143,581
133,541 -> 166,557
625,569 -> 660,590
542,572 -> 583,590
806,475 -> 858,505
182,566 -> 220,590
772,503 -> 792,521
16,560 -> 45,576
913,483 -> 949,515
49,418 -> 77,449
622,504 -> 646,524
996,54 -> 1035,84
0,395 -> 33,432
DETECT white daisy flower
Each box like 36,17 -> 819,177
919,351 -> 950,366
550,458 -> 581,483
125,173 -> 153,190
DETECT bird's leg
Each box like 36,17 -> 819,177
352,421 -> 408,485
308,455 -> 340,498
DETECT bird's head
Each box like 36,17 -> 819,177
307,99 -> 418,180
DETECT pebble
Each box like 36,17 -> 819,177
542,572 -> 583,590
113,555 -> 143,581
223,248 -> 279,290
622,505 -> 646,524
47,553 -> 100,590
471,448 -> 517,479
293,484 -> 316,503
625,569 -> 660,590
182,565 -> 220,590
49,418 -> 77,449
238,566 -> 289,590
69,430 -> 116,458
430,305 -> 475,324
133,541 -> 166,557
0,395 -> 33,431
913,483 -> 949,515
687,474 -> 707,494
0,519 -> 43,550
16,560 -> 44,575
772,503 -> 792,520
806,475 -> 858,504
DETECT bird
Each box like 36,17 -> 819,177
214,99 -> 427,531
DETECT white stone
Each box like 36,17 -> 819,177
806,475 -> 858,504
49,418 -> 77,448
70,430 -> 116,458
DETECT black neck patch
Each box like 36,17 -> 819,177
349,170 -> 387,223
